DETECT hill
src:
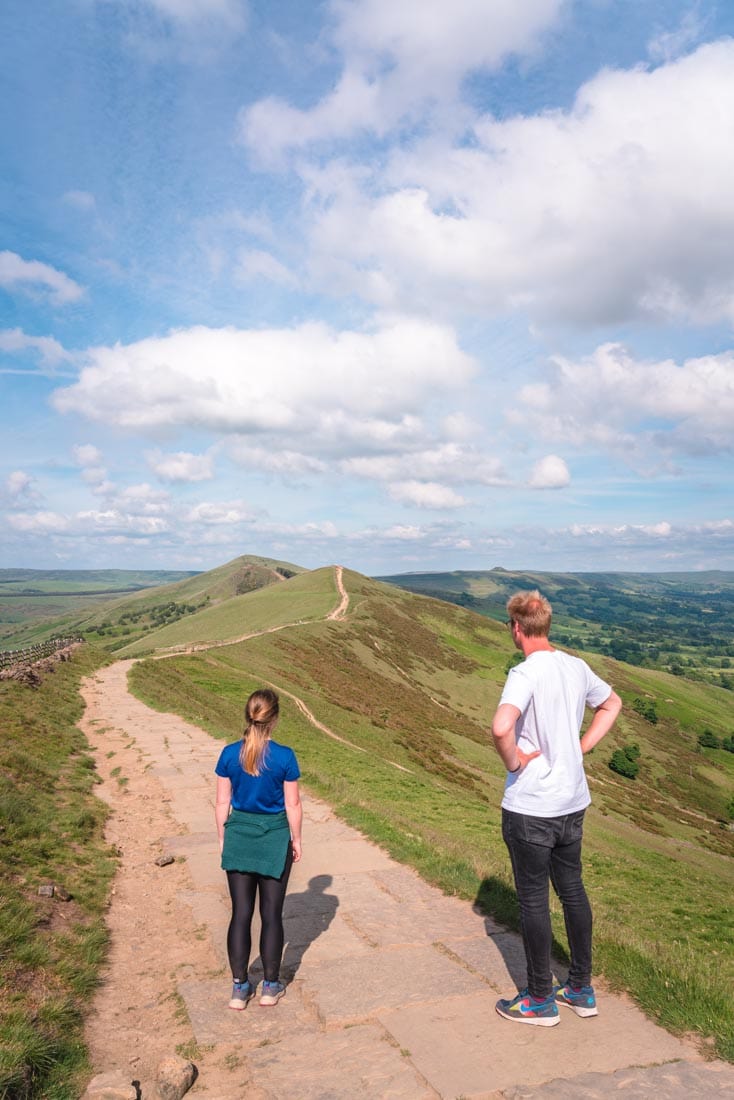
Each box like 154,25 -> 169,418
0,555 -> 304,652
0,568 -> 199,648
377,567 -> 734,691
126,566 -> 734,1057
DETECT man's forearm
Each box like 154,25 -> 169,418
581,691 -> 622,754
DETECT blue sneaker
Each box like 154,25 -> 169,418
554,983 -> 598,1017
228,979 -> 254,1010
495,988 -> 560,1026
259,979 -> 286,1006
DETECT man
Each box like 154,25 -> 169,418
491,590 -> 621,1026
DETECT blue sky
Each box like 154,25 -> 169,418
1,0 -> 733,576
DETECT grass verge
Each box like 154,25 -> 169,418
0,646 -> 116,1100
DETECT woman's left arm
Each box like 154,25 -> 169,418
215,776 -> 232,853
284,779 -> 302,862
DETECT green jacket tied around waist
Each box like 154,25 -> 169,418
221,808 -> 290,877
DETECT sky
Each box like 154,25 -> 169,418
1,0 -> 734,577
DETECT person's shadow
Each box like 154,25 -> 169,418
473,875 -> 570,990
280,874 -> 338,980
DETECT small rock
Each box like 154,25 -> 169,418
156,1055 -> 196,1100
55,885 -> 72,901
81,1069 -> 137,1100
155,854 -> 175,867
38,884 -> 55,897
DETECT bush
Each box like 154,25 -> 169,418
698,729 -> 721,749
609,745 -> 640,780
632,697 -> 658,724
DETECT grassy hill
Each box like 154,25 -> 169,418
3,561 -> 733,1095
378,567 -> 734,691
0,568 -> 199,648
127,568 -> 734,1058
0,555 -> 305,654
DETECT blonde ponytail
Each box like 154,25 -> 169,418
240,688 -> 280,776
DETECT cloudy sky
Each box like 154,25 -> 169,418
2,0 -> 733,576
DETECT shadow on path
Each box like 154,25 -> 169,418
474,875 -> 570,991
281,874 -> 339,981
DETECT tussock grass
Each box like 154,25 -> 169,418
0,646 -> 115,1100
128,571 -> 734,1062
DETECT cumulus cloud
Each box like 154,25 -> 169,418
186,500 -> 255,525
528,454 -> 570,489
72,443 -> 108,486
0,328 -> 71,368
0,251 -> 84,305
236,249 -> 298,288
388,480 -> 467,509
513,343 -> 734,459
229,445 -> 327,477
341,443 -> 507,486
299,40 -> 734,326
53,320 -> 476,438
147,449 -> 215,482
7,511 -> 69,533
240,0 -> 564,161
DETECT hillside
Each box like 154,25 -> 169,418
378,567 -> 734,690
0,555 -> 305,653
125,566 -> 734,1058
0,568 -> 199,648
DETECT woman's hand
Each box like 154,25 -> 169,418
291,838 -> 302,862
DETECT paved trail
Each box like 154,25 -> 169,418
81,571 -> 734,1099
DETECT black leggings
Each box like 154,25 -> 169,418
226,846 -> 293,982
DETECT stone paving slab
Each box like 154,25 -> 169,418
377,989 -> 697,1099
499,1060 -> 734,1098
305,943 -> 487,1027
245,1022 -> 439,1100
441,932 -> 541,993
179,976 -> 312,1049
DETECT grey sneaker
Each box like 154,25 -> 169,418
228,979 -> 254,1010
259,980 -> 286,1006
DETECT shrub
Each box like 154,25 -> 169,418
698,728 -> 721,749
609,745 -> 640,780
632,697 -> 658,724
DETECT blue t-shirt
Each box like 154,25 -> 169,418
215,739 -> 300,814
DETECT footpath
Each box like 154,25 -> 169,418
81,660 -> 734,1100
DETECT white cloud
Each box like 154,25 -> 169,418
186,500 -> 255,525
342,443 -> 507,486
513,343 -> 734,459
73,444 -> 104,467
240,0 -> 564,160
53,320 -> 475,439
7,511 -> 69,533
388,480 -> 467,509
528,454 -> 570,489
5,471 -> 37,501
0,328 -> 71,367
229,445 -> 327,476
147,449 -> 215,482
236,249 -> 298,288
145,0 -> 246,27
0,251 -> 84,306
301,40 -> 734,326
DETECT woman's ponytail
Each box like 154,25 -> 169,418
240,688 -> 280,776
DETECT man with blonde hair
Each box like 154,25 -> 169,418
491,590 -> 621,1026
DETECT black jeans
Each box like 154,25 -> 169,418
502,808 -> 592,1000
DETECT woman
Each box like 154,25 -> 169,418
215,688 -> 302,1009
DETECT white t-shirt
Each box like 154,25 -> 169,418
499,649 -> 611,818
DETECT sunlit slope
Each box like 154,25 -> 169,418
116,564 -> 338,656
73,554 -> 304,651
128,568 -> 734,1057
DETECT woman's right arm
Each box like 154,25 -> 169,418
215,775 -> 232,853
284,779 -> 302,862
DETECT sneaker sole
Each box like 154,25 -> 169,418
558,1000 -> 598,1018
260,989 -> 285,1006
228,997 -> 252,1010
495,1004 -> 560,1027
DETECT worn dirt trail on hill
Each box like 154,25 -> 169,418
81,569 -> 734,1099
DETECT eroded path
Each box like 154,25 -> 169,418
81,658 -> 734,1099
